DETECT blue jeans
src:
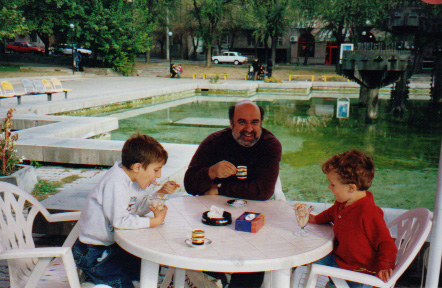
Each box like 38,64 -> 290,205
73,240 -> 141,288
313,254 -> 372,288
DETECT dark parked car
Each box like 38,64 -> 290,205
6,42 -> 45,54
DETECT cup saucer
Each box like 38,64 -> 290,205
227,199 -> 247,207
185,238 -> 212,248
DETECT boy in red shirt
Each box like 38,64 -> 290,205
309,150 -> 397,287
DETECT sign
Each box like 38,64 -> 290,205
339,43 -> 354,64
337,98 -> 350,118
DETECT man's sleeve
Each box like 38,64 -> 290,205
184,136 -> 216,195
219,137 -> 282,200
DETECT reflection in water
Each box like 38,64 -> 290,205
102,96 -> 441,210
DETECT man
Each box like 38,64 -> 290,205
184,100 -> 281,287
73,49 -> 82,72
184,100 -> 282,201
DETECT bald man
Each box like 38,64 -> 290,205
184,100 -> 282,201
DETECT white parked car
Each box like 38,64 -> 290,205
50,44 -> 92,56
211,51 -> 248,65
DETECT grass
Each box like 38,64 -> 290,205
32,174 -> 82,201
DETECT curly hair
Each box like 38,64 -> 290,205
122,133 -> 168,170
322,150 -> 375,190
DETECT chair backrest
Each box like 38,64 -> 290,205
51,78 -> 63,90
33,80 -> 46,93
42,79 -> 54,91
386,208 -> 432,286
22,78 -> 36,93
1,81 -> 15,95
0,182 -> 54,286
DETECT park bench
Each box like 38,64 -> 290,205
1,81 -> 24,105
202,73 -> 228,80
288,74 -> 315,81
33,79 -> 69,101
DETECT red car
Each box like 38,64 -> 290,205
7,42 -> 45,54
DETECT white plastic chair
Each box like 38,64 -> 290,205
273,175 -> 286,201
302,208 -> 432,288
0,182 -> 81,288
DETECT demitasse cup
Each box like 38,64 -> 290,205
236,166 -> 247,179
191,229 -> 205,245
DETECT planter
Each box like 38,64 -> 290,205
0,165 -> 38,193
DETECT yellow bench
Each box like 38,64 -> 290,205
203,73 -> 228,80
320,75 -> 350,82
288,75 -> 315,81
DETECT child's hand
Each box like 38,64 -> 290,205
149,205 -> 168,227
157,181 -> 180,194
376,269 -> 393,282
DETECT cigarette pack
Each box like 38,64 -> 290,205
235,212 -> 265,233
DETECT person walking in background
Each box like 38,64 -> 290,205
252,58 -> 259,80
247,65 -> 254,80
266,58 -> 273,78
73,49 -> 82,72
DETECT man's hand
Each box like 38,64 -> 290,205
157,181 -> 180,194
376,269 -> 393,282
208,161 -> 237,180
204,184 -> 220,195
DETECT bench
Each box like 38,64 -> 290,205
1,81 -> 25,105
202,73 -> 228,80
288,75 -> 315,81
34,79 -> 69,101
320,75 -> 350,82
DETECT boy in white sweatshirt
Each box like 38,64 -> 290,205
73,133 -> 179,288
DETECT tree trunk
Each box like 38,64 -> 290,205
206,45 -> 212,67
145,51 -> 150,63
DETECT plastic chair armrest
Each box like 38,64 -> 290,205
0,247 -> 71,260
45,211 -> 81,222
308,264 -> 387,288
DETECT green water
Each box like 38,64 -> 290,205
85,95 -> 442,210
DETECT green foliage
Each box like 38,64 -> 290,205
0,1 -> 27,42
32,179 -> 62,196
209,74 -> 220,83
29,160 -> 42,168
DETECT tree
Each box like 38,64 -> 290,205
245,0 -> 292,64
190,0 -> 235,67
20,0 -> 79,56
0,0 -> 27,45
79,0 -> 155,75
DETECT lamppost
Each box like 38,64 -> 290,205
168,31 -> 173,69
69,23 -> 75,74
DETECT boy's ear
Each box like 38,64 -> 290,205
131,163 -> 142,172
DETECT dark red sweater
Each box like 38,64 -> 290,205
315,192 -> 397,273
184,128 -> 281,200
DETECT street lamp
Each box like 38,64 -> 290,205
168,31 -> 173,69
69,23 -> 75,74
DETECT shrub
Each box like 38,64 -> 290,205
0,108 -> 24,176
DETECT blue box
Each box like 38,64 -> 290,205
235,212 -> 265,233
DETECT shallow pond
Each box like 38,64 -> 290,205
83,94 -> 442,210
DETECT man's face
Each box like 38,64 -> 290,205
230,102 -> 262,147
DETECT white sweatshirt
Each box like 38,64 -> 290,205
78,162 -> 151,246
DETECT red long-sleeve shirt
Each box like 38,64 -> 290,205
315,192 -> 397,273
184,128 -> 281,200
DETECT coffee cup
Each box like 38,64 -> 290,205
191,229 -> 205,245
236,166 -> 247,179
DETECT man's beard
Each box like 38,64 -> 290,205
233,130 -> 259,147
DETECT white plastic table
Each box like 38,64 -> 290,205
114,195 -> 333,288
